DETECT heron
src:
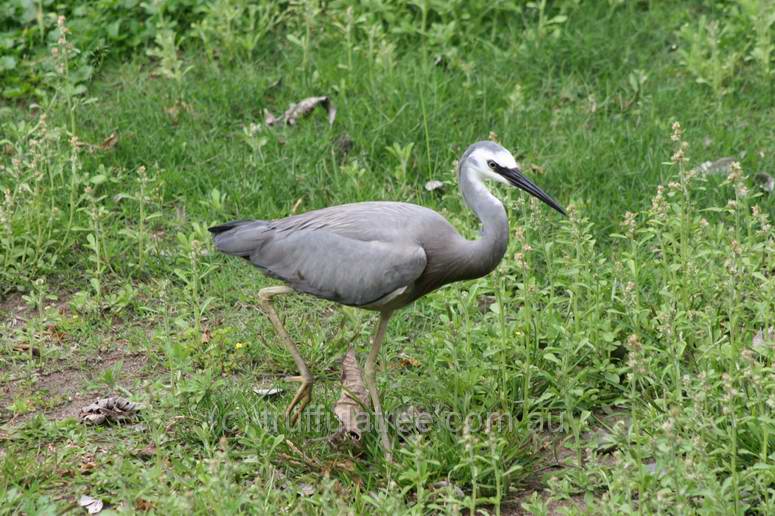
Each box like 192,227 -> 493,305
208,141 -> 565,458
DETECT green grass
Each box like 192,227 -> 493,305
2,1 -> 775,513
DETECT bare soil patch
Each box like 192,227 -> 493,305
1,349 -> 154,427
498,410 -> 630,514
0,292 -> 29,329
502,491 -> 587,515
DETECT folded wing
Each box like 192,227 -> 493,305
212,218 -> 427,307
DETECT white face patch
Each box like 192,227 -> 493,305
467,147 -> 519,185
493,149 -> 518,169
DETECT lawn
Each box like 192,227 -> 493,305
1,1 -> 774,513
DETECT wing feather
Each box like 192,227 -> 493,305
210,202 -> 446,306
251,230 -> 426,306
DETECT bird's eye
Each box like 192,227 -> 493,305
487,160 -> 497,170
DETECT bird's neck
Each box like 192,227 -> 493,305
459,168 -> 509,277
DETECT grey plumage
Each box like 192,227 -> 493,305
208,141 -> 565,457
210,203 -> 432,307
211,141 -> 565,311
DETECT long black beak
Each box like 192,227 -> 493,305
498,166 -> 566,216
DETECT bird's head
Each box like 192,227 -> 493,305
461,141 -> 566,216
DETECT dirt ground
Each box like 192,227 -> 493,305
1,291 -> 622,514
1,350 -> 150,426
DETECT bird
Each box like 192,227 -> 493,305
208,140 -> 565,459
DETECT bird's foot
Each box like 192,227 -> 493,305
284,375 -> 313,426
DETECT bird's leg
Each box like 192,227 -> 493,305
364,310 -> 394,461
258,286 -> 313,426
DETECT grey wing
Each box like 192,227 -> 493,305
254,230 -> 427,306
213,220 -> 427,306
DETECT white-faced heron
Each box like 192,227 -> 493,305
208,141 -> 565,458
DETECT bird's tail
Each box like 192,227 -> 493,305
208,219 -> 268,257
207,219 -> 255,235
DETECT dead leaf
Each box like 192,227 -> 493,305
290,96 -> 336,126
47,325 -> 67,343
253,387 -> 284,397
201,326 -> 211,343
265,96 -> 336,127
136,442 -> 156,460
78,495 -> 104,514
79,396 -> 141,425
424,180 -> 444,192
298,483 -> 316,496
329,458 -> 357,473
754,172 -> 774,193
11,343 -> 40,356
62,131 -> 122,154
332,346 -> 369,442
98,132 -> 118,150
692,157 -> 736,176
397,353 -> 421,368
79,455 -> 97,474
134,498 -> 154,512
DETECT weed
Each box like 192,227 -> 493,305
117,165 -> 164,276
386,141 -> 415,186
146,19 -> 192,99
44,16 -> 92,134
173,224 -> 217,337
192,0 -> 285,64
736,0 -> 775,77
678,16 -> 738,97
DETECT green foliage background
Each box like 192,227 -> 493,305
1,0 -> 774,514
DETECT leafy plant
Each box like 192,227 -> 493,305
386,141 -> 415,184
146,19 -> 192,98
737,0 -> 775,77
191,0 -> 285,63
173,224 -> 217,336
678,16 -> 739,97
